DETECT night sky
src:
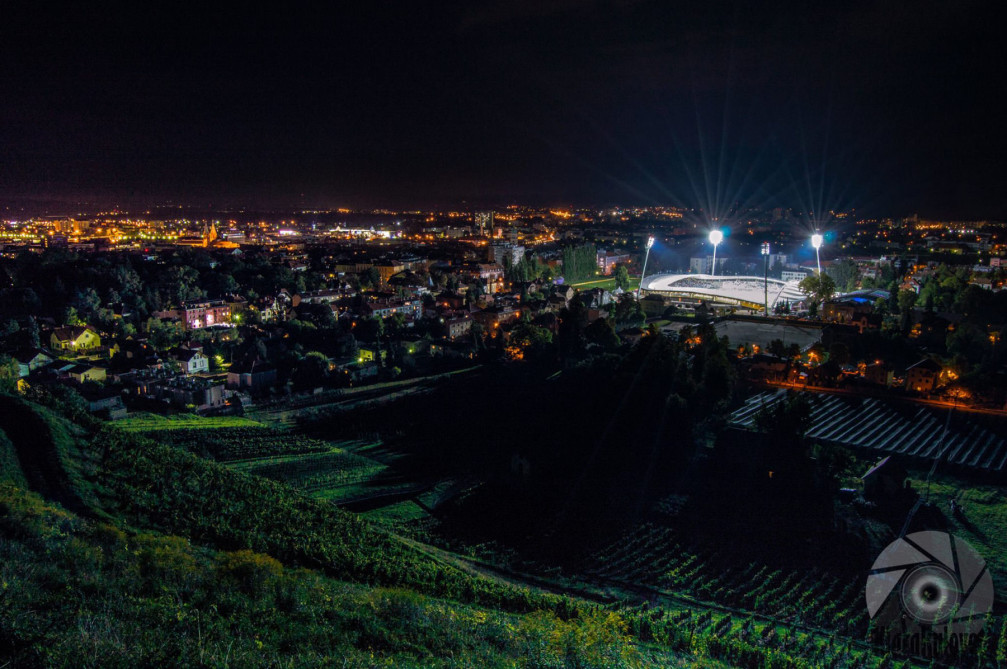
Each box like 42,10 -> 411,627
1,2 -> 1004,216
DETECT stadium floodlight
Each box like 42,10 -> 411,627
811,232 -> 824,274
761,242 -> 770,316
708,229 -> 723,276
637,235 -> 655,298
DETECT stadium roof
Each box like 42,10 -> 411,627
640,273 -> 806,310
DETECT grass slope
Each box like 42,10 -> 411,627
0,392 -> 936,667
115,412 -> 264,432
0,428 -> 27,487
0,484 -> 656,668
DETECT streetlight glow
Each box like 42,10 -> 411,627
708,229 -> 723,275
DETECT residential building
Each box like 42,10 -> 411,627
226,358 -> 277,391
905,358 -> 941,393
12,349 -> 53,377
66,363 -> 107,384
597,251 -> 630,275
175,348 -> 210,374
181,300 -> 231,330
781,269 -> 812,282
445,315 -> 473,340
690,256 -> 728,274
50,325 -> 101,352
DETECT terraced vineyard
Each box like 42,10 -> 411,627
139,425 -> 415,507
622,606 -> 877,669
147,426 -> 331,461
229,450 -> 388,495
583,522 -> 868,636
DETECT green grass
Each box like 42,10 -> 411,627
568,276 -> 640,292
136,424 -> 403,507
0,483 -> 656,668
363,500 -> 430,524
0,390 -> 938,668
229,450 -> 389,497
116,412 -> 264,432
0,428 -> 27,487
911,475 -> 1007,599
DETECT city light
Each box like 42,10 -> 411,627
709,229 -> 723,276
811,232 -> 823,274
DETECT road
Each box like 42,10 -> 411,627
762,379 -> 1007,416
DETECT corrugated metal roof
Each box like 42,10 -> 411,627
729,390 -> 1007,473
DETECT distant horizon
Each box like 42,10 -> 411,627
1,193 -> 1003,222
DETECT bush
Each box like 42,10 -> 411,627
216,549 -> 283,596
131,533 -> 199,594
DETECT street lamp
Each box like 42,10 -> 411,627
708,229 -> 723,276
637,235 -> 655,299
811,232 -> 823,275
761,242 -> 770,316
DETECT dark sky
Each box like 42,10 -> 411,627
1,2 -> 1004,216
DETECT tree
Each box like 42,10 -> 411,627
62,306 -> 84,326
558,294 -> 589,359
293,351 -> 329,390
509,322 -> 554,359
585,318 -> 621,351
613,265 -> 630,292
0,355 -> 19,393
897,290 -> 917,332
828,342 -> 850,366
561,243 -> 598,283
947,323 -> 989,364
146,318 -> 183,350
613,294 -> 645,327
355,316 -> 384,342
754,393 -> 812,461
767,338 -> 786,358
827,259 -> 860,292
466,280 -> 484,306
73,287 -> 102,319
798,273 -> 836,308
359,267 -> 382,289
995,616 -> 1007,667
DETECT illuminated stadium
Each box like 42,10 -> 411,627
640,273 -> 807,310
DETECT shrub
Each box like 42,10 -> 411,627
216,549 -> 283,597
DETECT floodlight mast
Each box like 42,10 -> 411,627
761,242 -> 770,316
811,232 -> 823,275
637,235 -> 655,299
708,229 -> 723,276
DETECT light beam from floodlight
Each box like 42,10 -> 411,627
709,229 -> 723,276
637,235 -> 655,299
811,232 -> 823,274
